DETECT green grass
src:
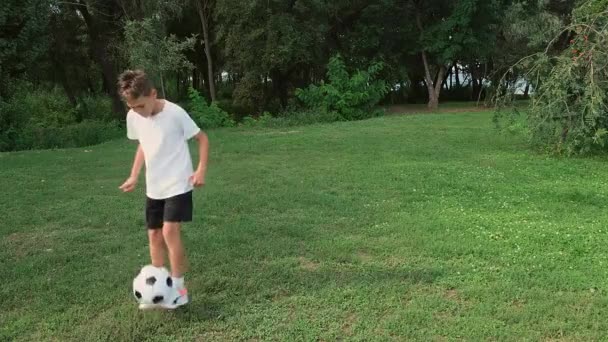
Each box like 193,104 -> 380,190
3,111 -> 608,341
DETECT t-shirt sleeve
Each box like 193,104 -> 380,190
179,109 -> 201,140
126,112 -> 139,140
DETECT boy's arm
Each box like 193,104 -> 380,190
190,131 -> 209,187
119,144 -> 144,192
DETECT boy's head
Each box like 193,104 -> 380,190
118,70 -> 158,117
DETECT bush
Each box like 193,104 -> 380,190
0,99 -> 14,150
187,87 -> 235,129
0,83 -> 122,151
296,55 -> 390,121
22,87 -> 78,128
239,109 -> 344,129
214,99 -> 250,121
10,121 -> 122,151
1,84 -> 78,131
77,95 -> 114,122
240,116 -> 259,128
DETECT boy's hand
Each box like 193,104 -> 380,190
190,170 -> 205,187
119,176 -> 138,192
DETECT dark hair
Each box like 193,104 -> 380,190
117,70 -> 154,99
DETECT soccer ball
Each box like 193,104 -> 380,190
132,265 -> 173,305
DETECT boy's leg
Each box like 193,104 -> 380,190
148,229 -> 165,267
162,222 -> 187,277
162,221 -> 189,308
160,191 -> 193,308
140,198 -> 166,310
162,191 -> 192,278
146,197 -> 166,267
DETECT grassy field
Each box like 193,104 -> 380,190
3,110 -> 608,341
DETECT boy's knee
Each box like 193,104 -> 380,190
162,222 -> 181,240
148,229 -> 164,243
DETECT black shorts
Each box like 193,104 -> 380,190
146,191 -> 193,229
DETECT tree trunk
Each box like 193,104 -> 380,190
477,62 -> 488,103
471,76 -> 485,102
175,72 -> 179,98
449,66 -> 453,89
471,78 -> 479,101
419,50 -> 445,110
523,83 -> 530,98
454,62 -> 460,87
416,8 -> 444,110
76,0 -> 123,116
200,55 -> 210,98
419,51 -> 436,108
192,69 -> 198,90
160,73 -> 166,98
270,70 -> 289,109
196,0 -> 217,102
59,73 -> 78,108
442,67 -> 451,91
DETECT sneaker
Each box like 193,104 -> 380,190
160,287 -> 189,310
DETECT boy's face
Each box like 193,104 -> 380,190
125,89 -> 157,117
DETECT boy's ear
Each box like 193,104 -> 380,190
151,88 -> 158,99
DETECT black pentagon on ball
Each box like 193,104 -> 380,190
152,295 -> 164,304
166,276 -> 173,287
134,291 -> 142,299
146,276 -> 157,286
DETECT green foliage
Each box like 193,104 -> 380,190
238,109 -> 344,128
0,0 -> 52,96
495,0 -> 608,155
417,0 -> 501,63
9,120 -> 121,151
258,111 -> 275,126
214,0 -> 324,109
296,55 -> 389,121
76,95 -> 113,122
1,0 -> 578,119
0,83 -> 120,151
230,73 -> 265,110
124,18 -> 196,95
1,84 -> 76,130
501,1 -> 564,51
239,112 -> 279,128
0,0 -> 589,150
187,86 -> 235,129
491,0 -> 567,83
240,116 -> 258,127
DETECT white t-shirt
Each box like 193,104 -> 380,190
126,100 -> 201,200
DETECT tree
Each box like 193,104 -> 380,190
490,0 -> 571,99
404,0 -> 504,109
47,3 -> 97,107
124,18 -> 196,98
494,0 -> 605,155
1,0 -> 582,125
0,0 -> 52,97
194,0 -> 217,101
214,0 -> 327,111
296,55 -> 389,120
71,0 -> 125,116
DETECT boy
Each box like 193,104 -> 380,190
117,70 -> 209,310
